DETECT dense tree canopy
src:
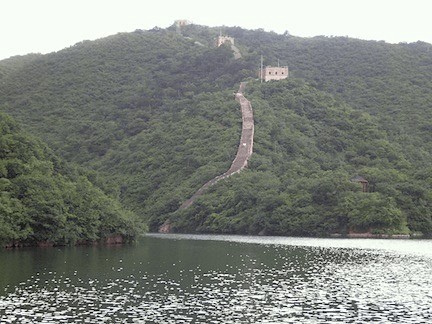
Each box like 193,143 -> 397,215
0,24 -> 431,239
0,112 -> 143,247
163,79 -> 431,236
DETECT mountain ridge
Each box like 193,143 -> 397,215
0,24 -> 431,238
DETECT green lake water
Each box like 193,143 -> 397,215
1,234 -> 431,323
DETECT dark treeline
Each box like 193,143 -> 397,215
0,24 -> 431,240
0,112 -> 142,247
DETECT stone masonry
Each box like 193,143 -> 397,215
260,66 -> 289,81
177,82 -> 254,210
216,35 -> 235,47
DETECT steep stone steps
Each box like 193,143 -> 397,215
178,82 -> 254,210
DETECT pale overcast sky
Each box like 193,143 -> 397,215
1,0 -> 431,60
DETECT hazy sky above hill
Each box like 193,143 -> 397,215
1,0 -> 431,60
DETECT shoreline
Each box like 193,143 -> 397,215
151,231 -> 427,240
2,234 -> 131,249
330,233 -> 418,239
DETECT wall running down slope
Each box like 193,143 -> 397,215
178,82 -> 254,210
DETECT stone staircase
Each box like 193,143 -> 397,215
178,82 -> 254,210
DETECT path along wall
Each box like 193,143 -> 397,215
177,82 -> 254,210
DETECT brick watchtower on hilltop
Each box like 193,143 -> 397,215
175,20 -> 190,34
175,19 -> 190,27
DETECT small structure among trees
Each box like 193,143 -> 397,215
215,33 -> 241,59
351,175 -> 369,192
259,66 -> 289,82
216,35 -> 235,47
174,20 -> 190,34
175,19 -> 190,27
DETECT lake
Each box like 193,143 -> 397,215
1,234 -> 431,323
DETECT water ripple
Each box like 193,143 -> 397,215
1,236 -> 431,323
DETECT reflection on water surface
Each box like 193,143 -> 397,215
1,234 -> 431,323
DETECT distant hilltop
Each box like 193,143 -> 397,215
175,19 -> 289,77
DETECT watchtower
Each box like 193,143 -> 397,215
175,19 -> 190,27
175,20 -> 190,34
259,66 -> 289,82
216,35 -> 235,47
259,56 -> 289,82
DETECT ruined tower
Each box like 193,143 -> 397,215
216,35 -> 235,47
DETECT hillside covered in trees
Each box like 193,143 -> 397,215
0,113 -> 142,247
0,23 -> 431,241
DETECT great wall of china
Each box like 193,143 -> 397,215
177,82 -> 254,210
158,26 -> 288,233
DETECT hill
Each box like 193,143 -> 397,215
168,79 -> 431,236
0,24 -> 431,237
0,112 -> 142,247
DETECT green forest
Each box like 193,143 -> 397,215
0,24 -> 431,246
0,112 -> 142,247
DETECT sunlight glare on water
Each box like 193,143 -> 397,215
0,234 -> 431,323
